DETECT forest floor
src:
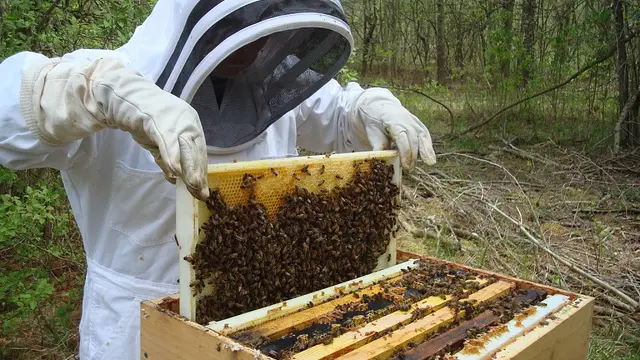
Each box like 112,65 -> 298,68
397,140 -> 640,359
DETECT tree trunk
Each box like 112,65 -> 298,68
614,90 -> 640,152
521,0 -> 536,88
361,0 -> 377,77
614,0 -> 631,148
501,0 -> 515,80
436,0 -> 448,85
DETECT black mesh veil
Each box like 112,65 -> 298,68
155,0 -> 353,152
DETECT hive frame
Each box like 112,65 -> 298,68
176,150 -> 402,321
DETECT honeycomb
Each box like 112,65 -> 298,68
202,152 -> 399,218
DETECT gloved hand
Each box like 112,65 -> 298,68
21,56 -> 209,200
349,88 -> 437,171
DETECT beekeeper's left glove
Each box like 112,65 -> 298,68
21,56 -> 209,200
348,88 -> 437,171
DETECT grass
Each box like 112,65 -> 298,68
589,324 -> 640,359
384,77 -> 620,152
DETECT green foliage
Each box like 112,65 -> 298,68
337,46 -> 360,84
1,0 -> 153,357
0,0 -> 154,59
589,322 -> 640,360
0,177 -> 83,358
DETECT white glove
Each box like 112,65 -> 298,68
349,88 -> 437,171
21,56 -> 210,200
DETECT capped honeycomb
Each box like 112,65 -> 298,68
202,153 -> 397,217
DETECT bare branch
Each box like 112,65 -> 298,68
484,201 -> 640,310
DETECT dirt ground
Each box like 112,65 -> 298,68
396,140 -> 640,358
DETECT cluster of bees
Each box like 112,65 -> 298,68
186,159 -> 400,324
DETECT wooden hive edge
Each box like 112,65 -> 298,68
140,298 -> 274,360
491,295 -> 595,360
204,150 -> 400,174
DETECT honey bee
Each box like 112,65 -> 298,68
270,168 -> 279,176
335,175 -> 343,180
293,172 -> 300,180
301,164 -> 311,175
319,164 -> 325,175
318,179 -> 325,186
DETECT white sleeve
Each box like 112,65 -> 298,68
0,49 -> 129,171
294,79 -> 372,153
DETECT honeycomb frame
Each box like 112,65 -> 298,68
176,150 -> 402,322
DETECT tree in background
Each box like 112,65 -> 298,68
342,0 -> 640,149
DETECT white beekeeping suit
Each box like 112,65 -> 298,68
0,0 -> 436,359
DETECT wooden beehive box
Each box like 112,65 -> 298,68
142,151 -> 594,360
140,251 -> 594,360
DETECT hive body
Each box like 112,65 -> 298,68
140,251 -> 593,360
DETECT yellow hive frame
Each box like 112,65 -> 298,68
176,150 -> 401,322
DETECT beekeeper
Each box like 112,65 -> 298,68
0,0 -> 436,359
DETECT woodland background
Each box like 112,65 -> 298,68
1,0 -> 639,358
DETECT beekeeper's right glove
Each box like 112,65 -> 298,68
21,56 -> 210,200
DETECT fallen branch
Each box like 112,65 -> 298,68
400,220 -> 461,251
576,208 -> 640,215
450,226 -> 479,240
409,174 -> 436,197
400,220 -> 435,238
596,291 -> 638,313
401,185 -> 421,205
414,166 -> 451,179
488,144 -> 569,169
594,306 -> 637,326
483,201 -> 640,310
